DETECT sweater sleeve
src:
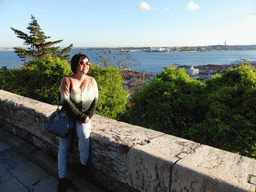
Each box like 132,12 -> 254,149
60,77 -> 88,122
85,79 -> 99,118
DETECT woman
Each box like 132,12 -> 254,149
58,54 -> 98,191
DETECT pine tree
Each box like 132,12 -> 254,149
10,15 -> 73,62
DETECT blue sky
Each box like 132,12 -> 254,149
1,0 -> 256,47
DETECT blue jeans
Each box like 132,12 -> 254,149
58,121 -> 91,179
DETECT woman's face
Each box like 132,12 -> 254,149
77,58 -> 90,74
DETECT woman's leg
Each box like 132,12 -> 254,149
58,136 -> 71,178
75,121 -> 91,165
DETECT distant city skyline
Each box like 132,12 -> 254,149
1,0 -> 256,48
2,42 -> 256,49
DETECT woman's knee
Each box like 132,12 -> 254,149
59,138 -> 70,152
76,122 -> 91,139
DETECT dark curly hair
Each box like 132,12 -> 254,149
71,54 -> 91,74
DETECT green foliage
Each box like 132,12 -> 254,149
120,65 -> 205,136
179,46 -> 197,52
188,63 -> 256,158
121,64 -> 256,159
24,55 -> 72,104
94,49 -> 142,95
89,65 -> 128,119
11,15 -> 73,62
0,66 -> 28,95
2,55 -> 72,104
188,85 -> 256,158
2,56 -> 128,119
205,62 -> 256,91
0,66 -> 7,89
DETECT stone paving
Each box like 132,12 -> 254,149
0,128 -> 106,192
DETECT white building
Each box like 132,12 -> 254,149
185,65 -> 199,76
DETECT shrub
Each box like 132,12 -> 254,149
121,63 -> 256,159
120,65 -> 205,136
2,55 -> 72,104
188,64 -> 256,158
89,65 -> 128,119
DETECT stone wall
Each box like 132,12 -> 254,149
0,89 -> 256,192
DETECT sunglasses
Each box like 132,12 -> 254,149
80,61 -> 91,66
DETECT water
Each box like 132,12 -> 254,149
1,49 -> 256,75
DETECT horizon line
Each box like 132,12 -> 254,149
2,44 -> 256,49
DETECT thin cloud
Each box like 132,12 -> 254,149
137,2 -> 152,10
162,7 -> 170,12
248,13 -> 256,20
185,1 -> 200,10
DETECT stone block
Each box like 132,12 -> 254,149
0,142 -> 11,152
0,177 -> 29,192
9,161 -> 49,187
128,134 -> 199,192
90,117 -> 164,184
30,151 -> 58,177
0,148 -> 28,170
32,136 -> 58,158
0,126 -> 34,151
28,176 -> 58,192
0,90 -> 59,147
1,120 -> 15,134
172,145 -> 256,191
0,164 -> 14,184
248,174 -> 256,185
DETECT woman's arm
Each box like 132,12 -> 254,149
62,99 -> 88,122
85,78 -> 99,118
60,77 -> 88,122
85,98 -> 98,118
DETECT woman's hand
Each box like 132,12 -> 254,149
80,116 -> 90,124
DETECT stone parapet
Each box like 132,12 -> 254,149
0,89 -> 255,191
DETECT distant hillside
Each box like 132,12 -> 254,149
165,45 -> 256,52
188,45 -> 256,52
72,45 -> 256,52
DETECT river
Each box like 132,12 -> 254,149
1,49 -> 256,75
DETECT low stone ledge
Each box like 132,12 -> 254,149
172,144 -> 256,191
128,134 -> 256,191
1,90 -> 256,192
128,134 -> 200,191
90,117 -> 165,184
0,90 -> 59,147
